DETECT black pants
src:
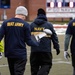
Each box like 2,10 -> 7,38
30,52 -> 52,75
71,54 -> 75,75
7,58 -> 27,75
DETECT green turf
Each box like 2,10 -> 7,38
0,35 -> 73,75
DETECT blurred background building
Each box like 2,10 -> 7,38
0,0 -> 75,21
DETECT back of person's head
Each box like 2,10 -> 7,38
15,6 -> 28,16
37,8 -> 46,16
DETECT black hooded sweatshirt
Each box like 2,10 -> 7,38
30,14 -> 60,52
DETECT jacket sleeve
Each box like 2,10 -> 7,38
24,23 -> 38,47
50,24 -> 60,50
64,22 -> 72,51
64,34 -> 71,51
0,22 -> 5,41
0,40 -> 4,52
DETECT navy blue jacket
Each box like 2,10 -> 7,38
30,14 -> 60,52
66,19 -> 75,54
0,18 -> 38,58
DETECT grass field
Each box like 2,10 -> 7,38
0,35 -> 73,75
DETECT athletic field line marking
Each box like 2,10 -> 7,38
0,58 -> 71,67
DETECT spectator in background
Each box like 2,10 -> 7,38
0,6 -> 38,75
64,18 -> 75,75
30,8 -> 60,75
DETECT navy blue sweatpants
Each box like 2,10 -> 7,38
7,58 -> 27,75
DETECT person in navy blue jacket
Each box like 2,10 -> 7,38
64,19 -> 75,75
0,6 -> 38,75
30,8 -> 60,75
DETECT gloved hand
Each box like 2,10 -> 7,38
43,29 -> 52,35
36,33 -> 46,42
64,51 -> 70,60
31,33 -> 46,43
56,49 -> 60,55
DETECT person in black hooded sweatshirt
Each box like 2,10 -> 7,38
30,8 -> 60,75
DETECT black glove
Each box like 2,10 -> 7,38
56,49 -> 60,55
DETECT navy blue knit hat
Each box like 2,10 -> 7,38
37,8 -> 46,16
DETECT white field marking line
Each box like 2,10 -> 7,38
53,58 -> 62,61
53,61 -> 71,64
0,58 -> 71,67
26,61 -> 71,65
0,64 -> 8,67
52,58 -> 71,64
